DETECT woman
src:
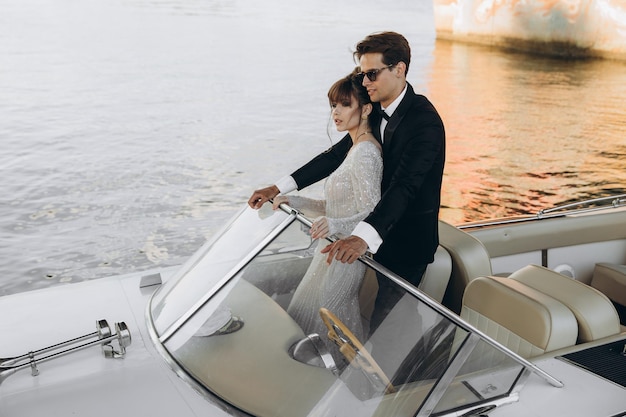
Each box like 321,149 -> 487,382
273,69 -> 382,364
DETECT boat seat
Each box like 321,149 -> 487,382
417,245 -> 453,303
591,263 -> 626,324
438,220 -> 492,314
509,265 -> 622,343
359,245 -> 452,322
460,275 -> 578,360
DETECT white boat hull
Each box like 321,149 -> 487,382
0,269 -> 233,417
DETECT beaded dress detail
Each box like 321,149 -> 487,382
286,141 -> 382,363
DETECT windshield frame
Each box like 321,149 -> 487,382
151,204 -> 297,342
146,203 -> 563,416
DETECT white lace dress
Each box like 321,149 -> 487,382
286,141 -> 383,363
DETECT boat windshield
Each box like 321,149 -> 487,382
147,204 -> 555,417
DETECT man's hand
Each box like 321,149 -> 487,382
248,185 -> 280,209
321,235 -> 368,264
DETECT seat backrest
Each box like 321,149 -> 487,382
591,262 -> 626,307
438,221 -> 493,314
510,264 -> 621,343
418,245 -> 452,303
359,267 -> 378,323
359,246 -> 452,322
461,275 -> 578,360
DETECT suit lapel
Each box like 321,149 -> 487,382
383,83 -> 415,150
372,104 -> 384,145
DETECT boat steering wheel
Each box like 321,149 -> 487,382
319,308 -> 396,394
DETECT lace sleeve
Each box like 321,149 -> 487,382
327,142 -> 383,237
285,195 -> 326,218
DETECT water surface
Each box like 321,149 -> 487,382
1,0 -> 625,295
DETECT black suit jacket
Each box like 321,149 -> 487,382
292,83 -> 445,274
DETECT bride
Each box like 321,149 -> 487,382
272,69 -> 382,364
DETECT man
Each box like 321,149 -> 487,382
249,31 -> 445,333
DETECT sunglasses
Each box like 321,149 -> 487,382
357,64 -> 395,82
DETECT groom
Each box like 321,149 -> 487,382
248,31 -> 445,333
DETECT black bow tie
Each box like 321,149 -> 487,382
378,108 -> 390,121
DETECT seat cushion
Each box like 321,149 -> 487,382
511,264 -> 621,343
591,263 -> 626,307
438,220 -> 492,314
462,276 -> 578,358
418,245 -> 452,303
359,245 -> 452,323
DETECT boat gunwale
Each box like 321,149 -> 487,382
457,194 -> 626,230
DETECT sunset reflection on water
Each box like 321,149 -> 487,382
429,40 -> 626,224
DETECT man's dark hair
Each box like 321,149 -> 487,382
354,31 -> 411,75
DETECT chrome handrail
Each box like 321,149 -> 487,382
459,194 -> 626,229
278,202 -> 564,389
538,194 -> 626,216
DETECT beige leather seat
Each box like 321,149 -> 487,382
438,220 -> 492,314
359,245 -> 452,322
510,265 -> 622,343
591,263 -> 626,323
461,275 -> 578,359
418,245 -> 453,303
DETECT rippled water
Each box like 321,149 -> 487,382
430,41 -> 626,223
1,0 -> 625,295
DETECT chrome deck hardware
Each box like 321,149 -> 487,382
0,319 -> 131,385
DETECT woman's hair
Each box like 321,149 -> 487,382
327,67 -> 371,109
325,68 -> 372,141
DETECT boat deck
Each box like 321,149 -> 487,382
559,338 -> 626,388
